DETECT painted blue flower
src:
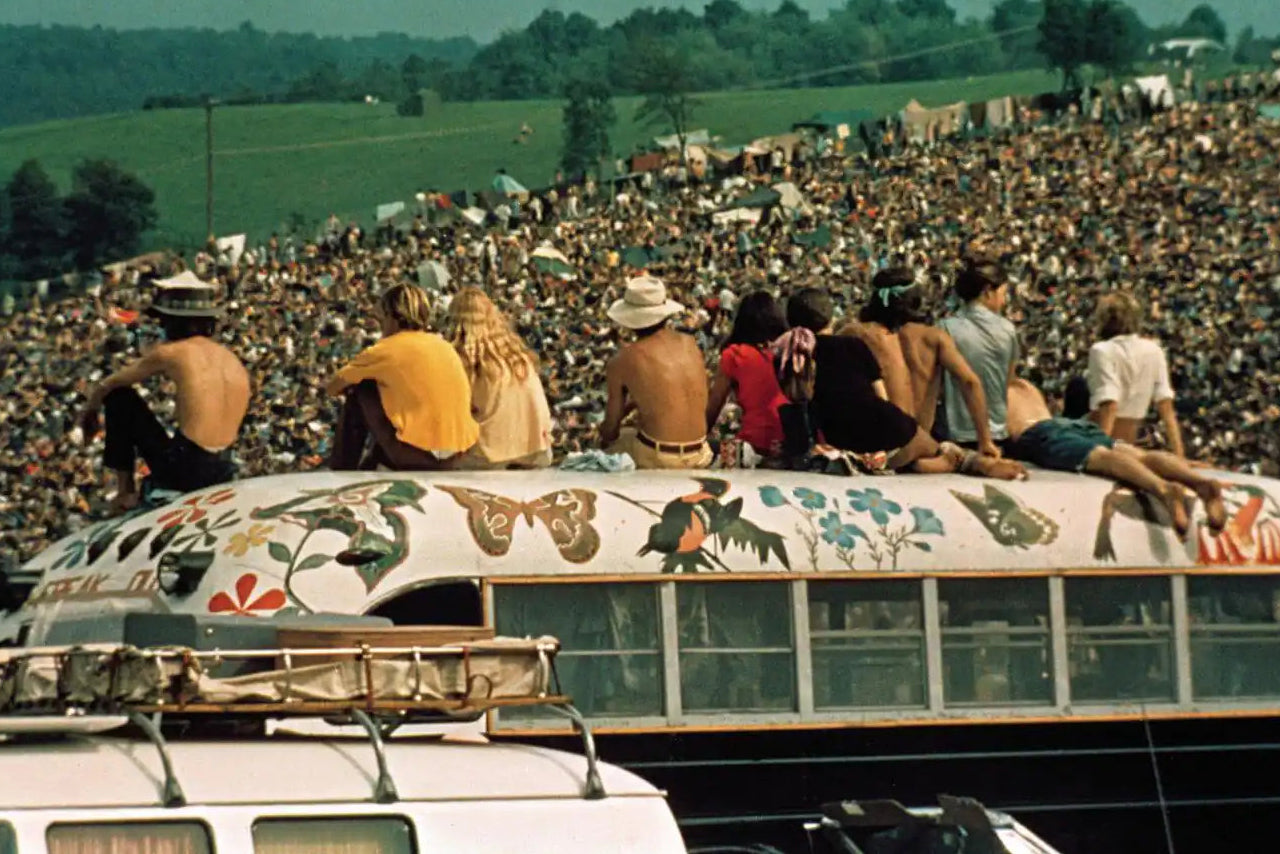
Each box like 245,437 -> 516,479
909,506 -> 945,536
50,538 -> 87,571
819,512 -> 865,549
846,488 -> 902,526
758,486 -> 788,508
792,487 -> 827,510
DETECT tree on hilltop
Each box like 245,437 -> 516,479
5,159 -> 66,279
631,42 -> 701,165
1179,5 -> 1228,44
1038,0 -> 1090,90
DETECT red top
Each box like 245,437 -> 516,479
720,343 -> 788,455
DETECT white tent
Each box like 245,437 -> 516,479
216,234 -> 246,265
376,201 -> 406,223
1135,74 -> 1176,109
771,182 -> 812,215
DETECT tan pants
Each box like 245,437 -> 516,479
610,428 -> 713,470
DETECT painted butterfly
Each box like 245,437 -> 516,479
950,485 -> 1059,549
437,486 -> 601,564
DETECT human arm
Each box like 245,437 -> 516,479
706,369 -> 733,433
938,331 -> 1000,458
1085,343 -> 1121,436
325,340 -> 384,397
1153,348 -> 1184,458
599,355 -> 627,446
78,346 -> 169,431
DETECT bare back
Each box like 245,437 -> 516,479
612,328 -> 709,443
840,320 -> 912,416
899,322 -> 942,430
157,337 -> 251,450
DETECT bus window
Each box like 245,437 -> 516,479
48,821 -> 211,854
1,822 -> 13,854
493,583 -> 663,717
1065,577 -> 1174,703
678,582 -> 795,712
1189,575 -> 1280,700
939,578 -> 1052,706
253,817 -> 414,853
809,580 -> 925,709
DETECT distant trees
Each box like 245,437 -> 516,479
0,159 -> 157,279
1179,5 -> 1228,44
1038,0 -> 1146,89
560,79 -> 617,181
632,43 -> 701,164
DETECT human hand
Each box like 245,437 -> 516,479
979,439 -> 1003,459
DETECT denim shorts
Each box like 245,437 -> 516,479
1008,418 -> 1113,473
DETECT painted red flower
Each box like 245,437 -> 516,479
207,573 -> 287,616
157,488 -> 238,530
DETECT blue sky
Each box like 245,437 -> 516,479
0,0 -> 1274,43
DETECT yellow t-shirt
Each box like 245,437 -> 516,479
335,331 -> 479,453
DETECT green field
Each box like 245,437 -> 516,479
0,70 -> 1059,251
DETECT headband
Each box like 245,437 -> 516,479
875,280 -> 916,307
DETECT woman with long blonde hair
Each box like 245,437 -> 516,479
446,287 -> 553,469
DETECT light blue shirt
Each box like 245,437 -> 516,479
938,303 -> 1018,442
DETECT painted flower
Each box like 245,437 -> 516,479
847,488 -> 902,526
758,486 -> 788,508
208,573 -> 287,616
910,506 -> 945,536
792,487 -> 827,510
819,511 -> 864,548
222,523 -> 276,557
157,488 -> 238,530
281,483 -> 395,539
50,538 -> 88,571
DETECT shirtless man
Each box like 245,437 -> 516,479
1006,377 -> 1225,540
840,267 -> 1001,458
77,278 -> 250,511
601,276 -> 713,469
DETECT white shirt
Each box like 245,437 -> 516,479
1087,334 -> 1173,418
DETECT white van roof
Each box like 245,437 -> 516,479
0,736 -> 660,810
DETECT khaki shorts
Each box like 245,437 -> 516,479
610,428 -> 713,470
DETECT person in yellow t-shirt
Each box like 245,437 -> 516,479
326,284 -> 479,470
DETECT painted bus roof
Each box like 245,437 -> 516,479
0,736 -> 660,809
10,467 -> 1280,622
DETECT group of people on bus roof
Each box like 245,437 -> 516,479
76,253 -> 1226,543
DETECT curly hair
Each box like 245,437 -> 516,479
1095,291 -> 1142,339
446,286 -> 536,383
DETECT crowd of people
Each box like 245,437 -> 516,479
2,92 -> 1278,568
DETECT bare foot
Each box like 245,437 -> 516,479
1195,480 -> 1227,535
971,456 -> 1028,481
111,491 -> 140,515
1160,484 -> 1190,541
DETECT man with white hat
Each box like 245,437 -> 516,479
600,276 -> 713,469
76,271 -> 250,511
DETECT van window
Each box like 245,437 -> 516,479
0,822 -> 14,854
47,821 -> 211,854
253,817 -> 414,854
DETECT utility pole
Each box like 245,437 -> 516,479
204,96 -> 218,243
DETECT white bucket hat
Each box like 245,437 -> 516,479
607,276 -> 684,330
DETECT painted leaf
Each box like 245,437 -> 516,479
86,530 -> 121,565
117,528 -> 150,561
758,486 -> 787,508
267,541 -> 293,564
148,526 -> 181,559
295,553 -> 332,572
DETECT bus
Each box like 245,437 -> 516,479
4,467 -> 1280,852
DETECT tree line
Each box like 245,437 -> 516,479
0,21 -> 476,128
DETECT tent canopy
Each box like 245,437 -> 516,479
725,187 -> 782,211
771,182 -> 811,215
491,173 -> 528,196
653,129 -> 713,150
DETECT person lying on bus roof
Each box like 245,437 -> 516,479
75,277 -> 248,513
325,283 -> 479,471
1006,377 -> 1226,540
839,266 -> 1002,460
782,287 -> 1024,479
600,276 -> 714,469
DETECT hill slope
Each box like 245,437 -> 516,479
0,69 -> 1058,250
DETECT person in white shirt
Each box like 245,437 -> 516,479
1086,292 -> 1185,458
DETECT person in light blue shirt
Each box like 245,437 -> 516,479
938,256 -> 1019,449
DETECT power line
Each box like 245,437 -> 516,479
742,23 -> 1042,91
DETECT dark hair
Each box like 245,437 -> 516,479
861,267 -> 927,331
785,287 -> 833,332
954,256 -> 1005,302
723,291 -> 787,349
161,314 -> 216,340
1063,375 -> 1091,419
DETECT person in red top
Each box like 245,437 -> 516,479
706,291 -> 790,462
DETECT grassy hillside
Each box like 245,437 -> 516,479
0,69 -> 1059,251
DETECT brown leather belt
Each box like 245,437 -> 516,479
637,431 -> 706,454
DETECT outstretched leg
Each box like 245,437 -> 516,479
1130,448 -> 1227,534
1086,446 -> 1189,539
892,429 -> 1024,480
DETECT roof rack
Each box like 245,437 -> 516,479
0,637 -> 605,805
